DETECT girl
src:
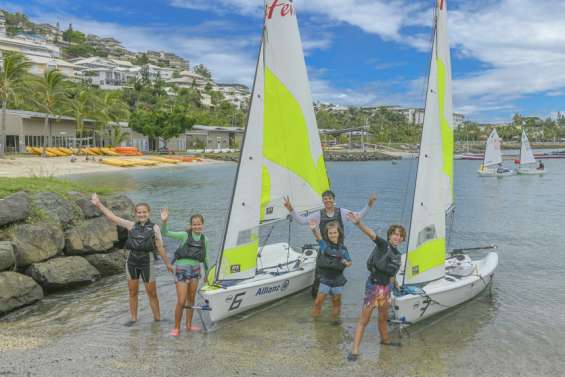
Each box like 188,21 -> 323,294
309,218 -> 352,323
161,208 -> 210,336
91,193 -> 173,326
346,211 -> 405,361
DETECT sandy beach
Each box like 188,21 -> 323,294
0,155 -> 224,178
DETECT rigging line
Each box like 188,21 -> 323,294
401,3 -> 439,287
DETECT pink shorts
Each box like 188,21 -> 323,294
363,281 -> 391,308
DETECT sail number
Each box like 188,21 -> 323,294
228,292 -> 246,311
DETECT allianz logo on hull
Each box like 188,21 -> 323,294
255,280 -> 290,296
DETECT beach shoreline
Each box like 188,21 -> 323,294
0,155 -> 225,178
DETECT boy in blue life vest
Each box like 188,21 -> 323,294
308,218 -> 352,324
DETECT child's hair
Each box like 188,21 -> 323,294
324,220 -> 344,245
190,214 -> 204,225
321,190 -> 336,199
387,224 -> 406,241
134,203 -> 151,212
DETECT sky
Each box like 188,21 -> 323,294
2,0 -> 565,123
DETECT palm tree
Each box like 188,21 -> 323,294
109,125 -> 130,147
94,91 -> 129,147
29,70 -> 69,157
66,86 -> 95,153
0,52 -> 31,156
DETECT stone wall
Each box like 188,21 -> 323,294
0,191 -> 135,316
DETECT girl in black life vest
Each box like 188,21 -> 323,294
309,219 -> 352,323
91,193 -> 173,326
346,211 -> 405,360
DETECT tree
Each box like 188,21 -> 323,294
93,91 -> 130,147
29,70 -> 69,157
193,64 -> 212,80
65,87 -> 96,152
109,125 -> 130,147
0,52 -> 31,156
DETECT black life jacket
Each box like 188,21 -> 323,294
317,242 -> 346,281
319,207 -> 343,239
367,241 -> 401,279
174,232 -> 205,262
125,220 -> 156,254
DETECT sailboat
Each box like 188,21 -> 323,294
516,130 -> 546,175
199,0 -> 330,324
477,129 -> 514,176
392,0 -> 498,325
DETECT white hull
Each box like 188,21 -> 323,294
477,168 -> 515,177
200,243 -> 317,323
517,167 -> 546,175
393,252 -> 498,324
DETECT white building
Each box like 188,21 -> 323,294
215,83 -> 250,109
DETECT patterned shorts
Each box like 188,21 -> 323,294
175,264 -> 201,283
363,280 -> 391,308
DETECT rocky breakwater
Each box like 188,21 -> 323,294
0,191 -> 134,316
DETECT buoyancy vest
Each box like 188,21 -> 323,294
319,207 -> 343,238
125,220 -> 156,254
174,232 -> 205,262
367,241 -> 401,280
317,242 -> 347,284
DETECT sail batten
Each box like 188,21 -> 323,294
520,130 -> 536,165
403,0 -> 454,285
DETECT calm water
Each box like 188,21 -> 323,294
1,159 -> 564,377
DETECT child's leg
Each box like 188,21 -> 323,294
312,293 -> 327,317
351,305 -> 374,355
378,300 -> 390,343
331,294 -> 342,321
174,281 -> 188,330
144,280 -> 160,321
185,278 -> 199,330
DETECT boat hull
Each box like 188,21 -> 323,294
200,243 -> 317,323
517,168 -> 546,175
477,169 -> 515,177
393,252 -> 498,324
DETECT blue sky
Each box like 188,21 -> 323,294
3,0 -> 565,123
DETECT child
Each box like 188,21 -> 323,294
91,193 -> 173,326
161,208 -> 210,336
309,218 -> 352,324
346,211 -> 405,361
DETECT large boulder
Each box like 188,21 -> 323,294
0,192 -> 30,227
65,217 -> 118,255
0,241 -> 16,271
104,194 -> 135,220
84,249 -> 127,276
67,192 -> 101,219
0,271 -> 43,315
32,192 -> 81,229
10,223 -> 65,267
25,256 -> 100,290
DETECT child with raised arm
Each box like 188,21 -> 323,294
309,218 -> 352,324
161,208 -> 210,336
91,193 -> 173,326
345,211 -> 405,360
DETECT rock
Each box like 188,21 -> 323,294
103,194 -> 135,220
10,223 -> 65,267
0,192 -> 30,227
0,271 -> 43,315
32,192 -> 81,229
65,217 -> 118,255
68,192 -> 101,219
25,256 -> 100,290
0,241 -> 16,271
84,249 -> 127,276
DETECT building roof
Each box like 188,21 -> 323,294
6,109 -> 96,123
192,125 -> 244,133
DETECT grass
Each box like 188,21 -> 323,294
0,177 -> 115,199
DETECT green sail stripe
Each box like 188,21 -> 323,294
437,58 -> 454,193
263,68 -> 329,196
260,165 -> 271,222
407,238 -> 445,279
220,239 -> 259,279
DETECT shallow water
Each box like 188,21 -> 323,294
1,159 -> 564,376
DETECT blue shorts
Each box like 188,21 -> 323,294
318,283 -> 343,296
175,264 -> 201,283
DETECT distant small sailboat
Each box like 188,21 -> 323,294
516,130 -> 546,175
393,0 -> 498,325
477,129 -> 514,177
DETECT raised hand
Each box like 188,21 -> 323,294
308,218 -> 317,231
91,193 -> 101,207
368,192 -> 377,208
160,208 -> 169,223
283,196 -> 293,212
346,211 -> 361,225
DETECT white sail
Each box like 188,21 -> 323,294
403,0 -> 453,285
483,129 -> 503,167
520,130 -> 536,165
214,0 -> 329,282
